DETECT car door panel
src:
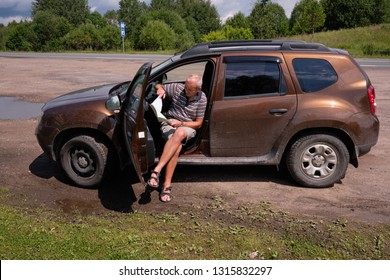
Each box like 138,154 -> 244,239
210,95 -> 297,157
209,54 -> 297,157
123,63 -> 153,183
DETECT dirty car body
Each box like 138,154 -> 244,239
36,40 -> 380,188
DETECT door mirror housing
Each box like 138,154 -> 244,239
105,95 -> 121,113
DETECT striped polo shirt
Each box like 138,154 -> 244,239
163,83 -> 207,122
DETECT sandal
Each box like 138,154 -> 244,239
146,170 -> 160,189
159,186 -> 172,203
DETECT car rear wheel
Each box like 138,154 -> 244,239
60,135 -> 108,188
286,134 -> 349,188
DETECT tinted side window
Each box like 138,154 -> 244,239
224,60 -> 286,98
292,58 -> 338,92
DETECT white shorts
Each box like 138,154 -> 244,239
161,120 -> 196,145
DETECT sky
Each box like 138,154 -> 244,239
0,0 -> 299,26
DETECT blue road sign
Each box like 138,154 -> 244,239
120,22 -> 125,38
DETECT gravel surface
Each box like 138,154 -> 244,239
0,56 -> 389,224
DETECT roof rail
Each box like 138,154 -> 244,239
181,40 -> 332,58
284,42 -> 331,51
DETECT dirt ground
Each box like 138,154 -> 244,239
0,55 -> 389,224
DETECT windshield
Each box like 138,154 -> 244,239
112,53 -> 182,97
126,69 -> 148,119
150,53 -> 182,76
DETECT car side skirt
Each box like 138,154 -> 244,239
175,151 -> 280,165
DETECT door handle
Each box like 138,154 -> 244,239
269,108 -> 288,116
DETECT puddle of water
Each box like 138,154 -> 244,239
0,97 -> 44,120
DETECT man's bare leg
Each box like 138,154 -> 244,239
148,128 -> 187,187
159,144 -> 182,202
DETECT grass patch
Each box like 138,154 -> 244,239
0,188 -> 388,260
286,24 -> 390,58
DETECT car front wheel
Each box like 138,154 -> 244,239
286,134 -> 349,188
60,135 -> 108,188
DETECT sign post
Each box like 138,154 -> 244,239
120,22 -> 125,53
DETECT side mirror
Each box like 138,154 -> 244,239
105,95 -> 121,113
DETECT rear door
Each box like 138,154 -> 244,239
210,55 -> 297,157
123,63 -> 153,183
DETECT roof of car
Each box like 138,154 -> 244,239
181,40 -> 334,58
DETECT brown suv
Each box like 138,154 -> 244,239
36,40 -> 379,188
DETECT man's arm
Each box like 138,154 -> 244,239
155,83 -> 167,99
169,118 -> 204,129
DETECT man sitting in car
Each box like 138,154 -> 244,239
146,74 -> 207,202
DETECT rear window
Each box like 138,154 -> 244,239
223,57 -> 286,98
292,58 -> 338,92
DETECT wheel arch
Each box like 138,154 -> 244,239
53,128 -> 116,163
283,127 -> 358,167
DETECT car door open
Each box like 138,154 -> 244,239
123,62 -> 153,183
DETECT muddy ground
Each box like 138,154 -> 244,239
0,55 -> 389,224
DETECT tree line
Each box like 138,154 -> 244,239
1,0 -> 389,52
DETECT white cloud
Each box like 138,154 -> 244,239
273,0 -> 297,17
0,0 -> 31,25
211,0 -> 251,22
0,16 -> 31,25
211,0 -> 298,22
89,0 -> 119,14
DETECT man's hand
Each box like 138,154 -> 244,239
168,119 -> 183,128
155,84 -> 166,99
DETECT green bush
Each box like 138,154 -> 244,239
100,25 -> 122,51
133,9 -> 194,50
5,22 -> 34,51
138,20 -> 176,50
184,16 -> 201,42
0,24 -> 9,51
31,11 -> 71,51
203,26 -> 254,42
175,30 -> 196,52
362,44 -> 375,56
287,24 -> 390,58
62,22 -> 102,51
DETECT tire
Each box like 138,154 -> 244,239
286,134 -> 349,188
60,135 -> 108,188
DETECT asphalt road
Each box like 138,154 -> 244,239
1,51 -> 390,67
0,52 -> 171,61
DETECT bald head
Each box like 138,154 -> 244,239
186,74 -> 202,89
